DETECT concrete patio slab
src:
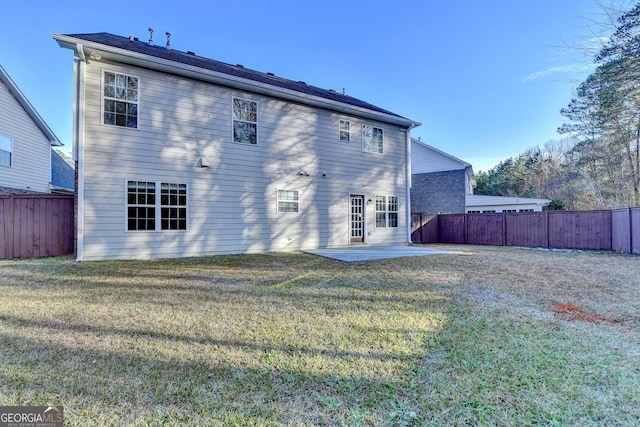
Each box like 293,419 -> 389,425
304,245 -> 455,262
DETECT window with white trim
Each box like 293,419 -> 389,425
362,125 -> 383,153
233,97 -> 257,144
0,134 -> 12,167
127,181 -> 187,231
339,119 -> 351,141
161,183 -> 187,230
375,195 -> 398,227
127,181 -> 156,231
103,71 -> 139,128
277,190 -> 299,213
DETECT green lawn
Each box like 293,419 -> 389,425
1,246 -> 639,426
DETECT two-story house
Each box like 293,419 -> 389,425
0,64 -> 62,194
54,33 -> 420,261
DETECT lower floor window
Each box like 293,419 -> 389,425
161,183 -> 187,230
127,180 -> 187,231
375,195 -> 398,227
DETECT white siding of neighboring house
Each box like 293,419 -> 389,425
79,61 -> 410,260
411,140 -> 467,174
466,195 -> 550,213
0,80 -> 51,193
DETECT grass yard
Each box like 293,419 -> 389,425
1,245 -> 639,426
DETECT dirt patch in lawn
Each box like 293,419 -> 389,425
552,302 -> 621,326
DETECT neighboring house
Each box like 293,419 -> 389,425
0,64 -> 62,194
410,139 -> 550,214
53,32 -> 420,261
465,195 -> 550,213
411,139 -> 475,213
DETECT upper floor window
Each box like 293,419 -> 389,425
0,134 -> 12,167
103,71 -> 138,128
277,189 -> 299,213
339,120 -> 351,142
362,125 -> 383,153
375,195 -> 398,227
233,97 -> 257,144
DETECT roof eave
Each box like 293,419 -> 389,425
53,34 -> 420,129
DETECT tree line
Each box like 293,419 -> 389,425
475,2 -> 640,211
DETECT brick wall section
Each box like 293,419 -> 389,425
411,170 -> 466,214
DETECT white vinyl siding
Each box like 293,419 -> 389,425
78,62 -> 409,260
0,80 -> 51,192
411,140 -> 469,174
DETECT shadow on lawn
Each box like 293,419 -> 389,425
0,313 -> 418,363
0,315 -> 429,425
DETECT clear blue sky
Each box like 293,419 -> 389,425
1,0 -> 634,171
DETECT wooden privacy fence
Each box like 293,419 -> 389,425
0,194 -> 74,259
411,208 -> 640,255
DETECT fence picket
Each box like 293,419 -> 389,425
0,194 -> 74,259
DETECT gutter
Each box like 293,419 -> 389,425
72,43 -> 86,261
405,124 -> 419,244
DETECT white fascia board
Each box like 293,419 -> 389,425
53,34 -> 420,129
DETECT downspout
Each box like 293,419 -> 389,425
73,43 -> 86,261
405,124 -> 418,244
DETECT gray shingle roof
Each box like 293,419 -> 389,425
64,33 -> 408,120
